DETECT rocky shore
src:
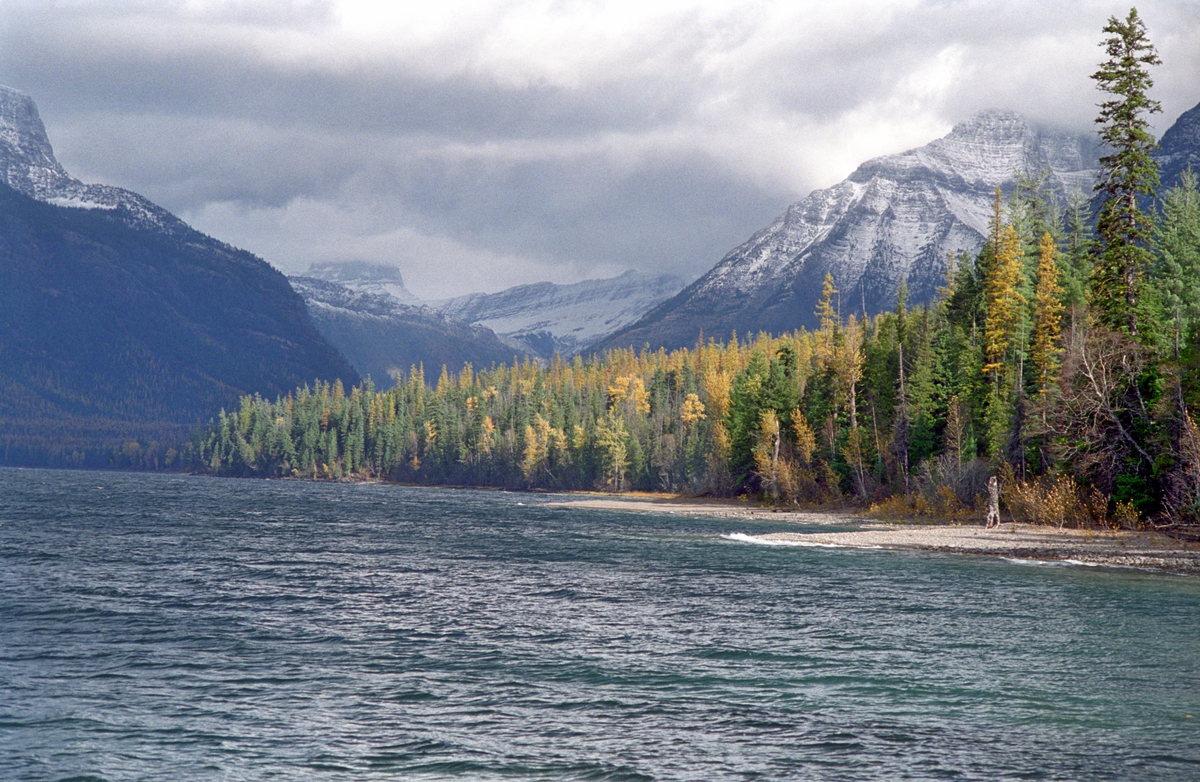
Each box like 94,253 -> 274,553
549,497 -> 1200,575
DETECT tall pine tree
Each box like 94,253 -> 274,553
1091,7 -> 1162,340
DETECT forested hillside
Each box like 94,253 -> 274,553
0,183 -> 358,466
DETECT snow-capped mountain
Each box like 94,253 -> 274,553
0,85 -> 199,237
434,270 -> 686,358
302,261 -> 423,306
601,110 -> 1100,352
289,277 -> 520,382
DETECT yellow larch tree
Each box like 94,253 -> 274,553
815,272 -> 839,360
1031,231 -> 1065,395
983,223 -> 1027,377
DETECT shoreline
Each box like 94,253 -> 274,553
548,496 -> 1200,576
10,467 -> 1197,574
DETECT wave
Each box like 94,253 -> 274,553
1002,557 -> 1100,568
721,532 -> 850,549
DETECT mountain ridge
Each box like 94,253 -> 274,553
597,110 -> 1101,352
434,270 -> 685,358
0,85 -> 358,466
1158,101 -> 1200,189
288,276 -> 521,382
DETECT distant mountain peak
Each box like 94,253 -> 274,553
302,260 -> 422,306
435,271 -> 686,359
305,260 -> 406,285
948,108 -> 1026,136
289,275 -> 519,380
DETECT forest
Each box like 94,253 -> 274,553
188,10 -> 1200,530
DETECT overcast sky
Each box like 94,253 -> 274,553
2,1 -> 1198,299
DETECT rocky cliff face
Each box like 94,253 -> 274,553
601,111 -> 1099,352
435,270 -> 685,358
1158,100 -> 1200,189
0,85 -> 200,236
289,277 -> 520,382
302,261 -> 423,306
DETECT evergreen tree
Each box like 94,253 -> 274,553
1090,6 -> 1162,339
1156,168 -> 1200,356
1062,188 -> 1095,316
1030,232 -> 1066,472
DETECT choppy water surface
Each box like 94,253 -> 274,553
2,468 -> 1199,780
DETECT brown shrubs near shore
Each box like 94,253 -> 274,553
867,467 -> 1118,530
870,458 -> 1119,530
1161,411 -> 1200,531
1001,471 -> 1110,530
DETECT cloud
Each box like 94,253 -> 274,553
1,0 -> 1197,298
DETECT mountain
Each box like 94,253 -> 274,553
435,271 -> 686,358
599,110 -> 1099,352
302,260 -> 423,306
289,277 -> 520,383
0,86 -> 358,466
0,86 -> 202,237
1158,100 -> 1200,190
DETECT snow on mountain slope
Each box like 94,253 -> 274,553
601,110 -> 1100,351
302,261 -> 423,306
0,85 -> 198,236
434,270 -> 686,358
289,277 -> 520,381
1158,100 -> 1200,190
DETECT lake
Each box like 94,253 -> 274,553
2,467 -> 1198,780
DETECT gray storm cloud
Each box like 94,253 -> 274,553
1,0 -> 1198,298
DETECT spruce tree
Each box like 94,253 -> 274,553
1062,188 -> 1094,315
1156,168 -> 1200,356
1091,7 -> 1162,339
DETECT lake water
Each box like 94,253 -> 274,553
2,467 -> 1199,780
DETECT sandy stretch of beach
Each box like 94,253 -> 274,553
548,496 -> 1200,575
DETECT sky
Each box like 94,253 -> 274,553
2,0 -> 1198,300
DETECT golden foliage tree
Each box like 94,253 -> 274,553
1031,232 -> 1065,395
984,224 -> 1028,377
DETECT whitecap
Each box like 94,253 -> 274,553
1002,557 -> 1099,568
722,532 -> 848,548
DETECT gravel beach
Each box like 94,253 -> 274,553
550,497 -> 1200,575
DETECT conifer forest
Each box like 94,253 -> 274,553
192,10 -> 1200,530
